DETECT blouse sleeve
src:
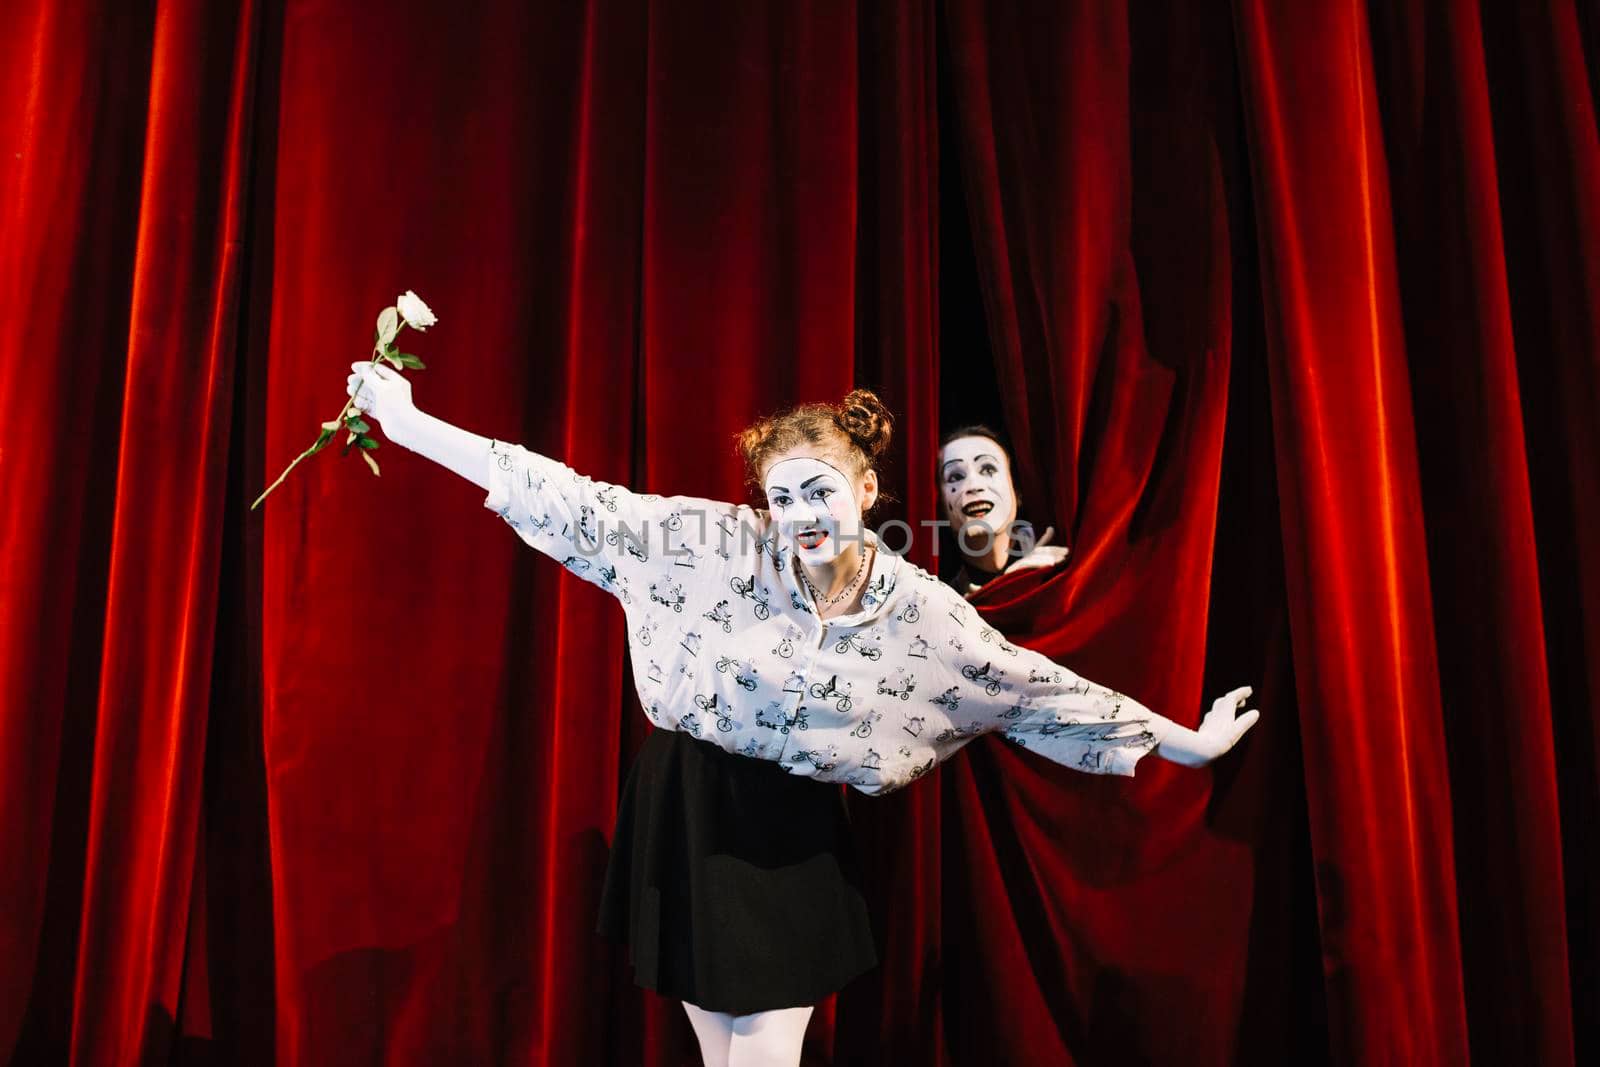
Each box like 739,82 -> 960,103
482,437 -> 725,604
924,584 -> 1167,776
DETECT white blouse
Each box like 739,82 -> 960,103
483,439 -> 1165,795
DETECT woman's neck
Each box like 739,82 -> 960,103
800,540 -> 873,617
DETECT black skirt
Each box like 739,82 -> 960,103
596,727 -> 879,1014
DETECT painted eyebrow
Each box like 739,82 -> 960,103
767,472 -> 840,493
942,453 -> 1000,471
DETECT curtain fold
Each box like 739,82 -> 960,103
1365,2 -> 1576,1061
1474,6 -> 1600,1058
1,1 -> 265,1062
937,2 -> 1278,1063
1228,0 -> 1472,1060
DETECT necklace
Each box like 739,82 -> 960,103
800,545 -> 872,610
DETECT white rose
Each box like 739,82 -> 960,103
396,290 -> 438,330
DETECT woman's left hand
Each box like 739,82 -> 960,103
1197,686 -> 1260,760
1153,686 -> 1260,767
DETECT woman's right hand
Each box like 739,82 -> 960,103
347,361 -> 418,442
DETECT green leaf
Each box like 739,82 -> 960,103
376,306 -> 399,347
396,352 -> 427,369
356,435 -> 379,450
344,415 -> 370,433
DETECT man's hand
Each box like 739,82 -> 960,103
1008,544 -> 1069,572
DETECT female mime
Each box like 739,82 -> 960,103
346,363 -> 1260,1067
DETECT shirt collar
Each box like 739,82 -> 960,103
783,527 -> 902,625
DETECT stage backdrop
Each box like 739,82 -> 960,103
1,1 -> 1594,1065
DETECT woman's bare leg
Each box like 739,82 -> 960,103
727,1005 -> 815,1067
682,1001 -> 737,1067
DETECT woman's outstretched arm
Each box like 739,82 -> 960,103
922,582 -> 1259,775
347,361 -> 729,606
348,361 -> 490,488
390,407 -> 494,491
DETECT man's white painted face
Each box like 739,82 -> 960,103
763,455 -> 864,566
939,435 -> 1018,546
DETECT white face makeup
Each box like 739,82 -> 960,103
763,455 -> 866,567
939,435 -> 1018,546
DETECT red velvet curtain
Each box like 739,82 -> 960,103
925,2 -> 1273,1063
1,2 -> 1594,1065
1232,2 -> 1596,1061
